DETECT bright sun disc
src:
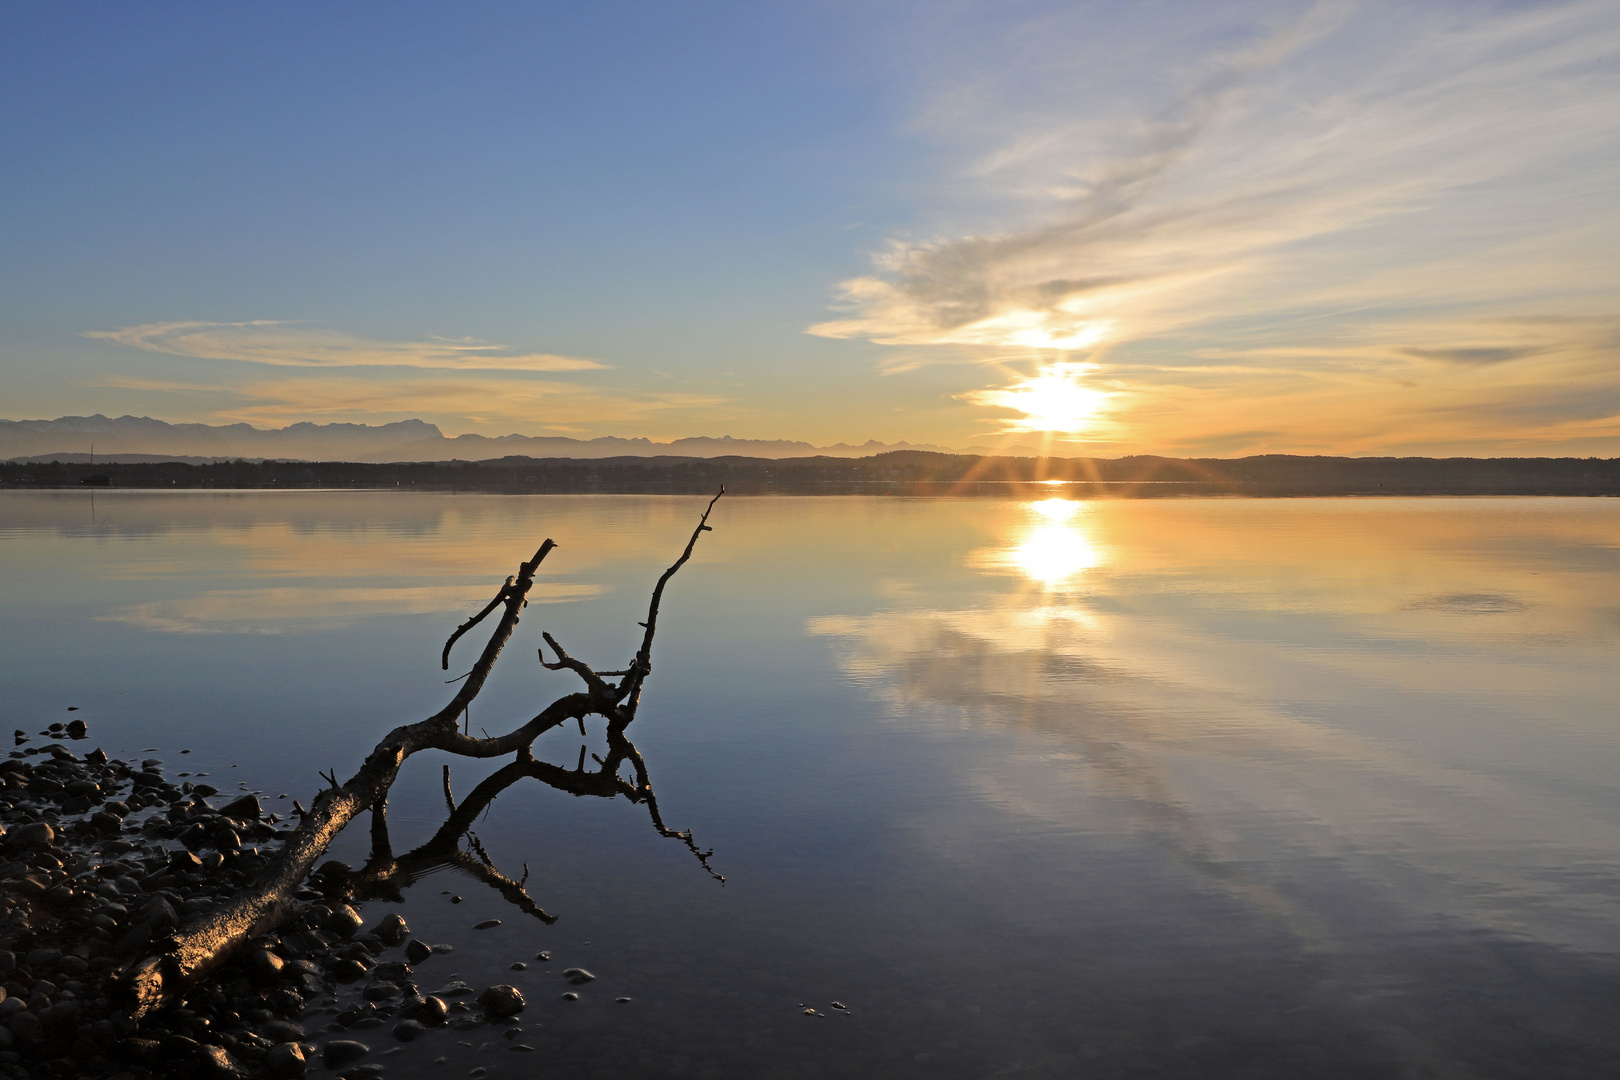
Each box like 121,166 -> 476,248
971,363 -> 1108,434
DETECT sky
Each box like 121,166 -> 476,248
2,0 -> 1618,457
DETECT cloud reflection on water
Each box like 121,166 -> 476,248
101,582 -> 603,634
812,496 -> 1620,956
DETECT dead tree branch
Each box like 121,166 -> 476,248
116,494 -> 722,1017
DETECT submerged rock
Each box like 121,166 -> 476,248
323,1038 -> 371,1067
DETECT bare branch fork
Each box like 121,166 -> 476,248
118,488 -> 725,1017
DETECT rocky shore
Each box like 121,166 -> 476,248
0,724 -> 542,1079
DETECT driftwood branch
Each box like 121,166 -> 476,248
116,495 -> 722,1017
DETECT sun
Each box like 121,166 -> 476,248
969,363 -> 1108,434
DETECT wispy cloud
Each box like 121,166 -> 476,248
813,0 -> 1620,452
85,321 -> 608,372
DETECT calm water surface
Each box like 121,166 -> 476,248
2,491 -> 1619,1079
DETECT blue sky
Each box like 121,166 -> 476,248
4,1 -> 1618,455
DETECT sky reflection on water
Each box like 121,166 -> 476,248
2,491 -> 1619,1078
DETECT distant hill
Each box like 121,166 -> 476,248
5,451 -> 1618,497
0,415 -> 1047,462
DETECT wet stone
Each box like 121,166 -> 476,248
563,967 -> 596,985
24,948 -> 61,969
266,1041 -> 307,1078
371,961 -> 412,983
332,959 -> 369,983
323,1039 -> 370,1067
217,793 -> 262,822
325,904 -> 366,937
404,939 -> 433,965
199,1043 -> 246,1078
249,948 -> 285,983
472,919 -> 501,930
6,1011 -> 42,1042
477,985 -> 525,1018
393,1019 -> 427,1042
38,1000 -> 80,1039
410,996 -> 449,1026
9,822 -> 53,850
373,913 -> 409,946
262,1020 -> 304,1042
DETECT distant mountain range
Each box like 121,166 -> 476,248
0,414 -> 1055,463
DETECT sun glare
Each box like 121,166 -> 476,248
1031,496 -> 1079,522
1011,517 -> 1100,587
972,499 -> 1102,589
971,363 -> 1108,435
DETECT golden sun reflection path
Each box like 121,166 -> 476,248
970,497 -> 1104,590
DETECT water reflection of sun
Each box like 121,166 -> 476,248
974,498 -> 1103,589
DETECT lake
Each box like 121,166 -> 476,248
2,490 -> 1619,1079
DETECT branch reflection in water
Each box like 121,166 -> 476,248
317,726 -> 723,921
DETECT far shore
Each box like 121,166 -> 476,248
3,451 -> 1619,498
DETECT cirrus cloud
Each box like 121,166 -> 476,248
85,320 -> 608,372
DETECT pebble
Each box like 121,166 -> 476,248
563,967 -> 595,984
266,1041 -> 307,1078
374,913 -> 410,946
393,1019 -> 427,1042
472,918 -> 501,930
324,1038 -> 371,1067
0,740 -> 597,1078
477,984 -> 526,1017
561,992 -> 579,1001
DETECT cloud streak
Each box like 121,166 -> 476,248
813,0 -> 1620,452
86,321 -> 608,372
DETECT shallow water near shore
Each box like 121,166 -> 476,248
3,490 -> 1620,1078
